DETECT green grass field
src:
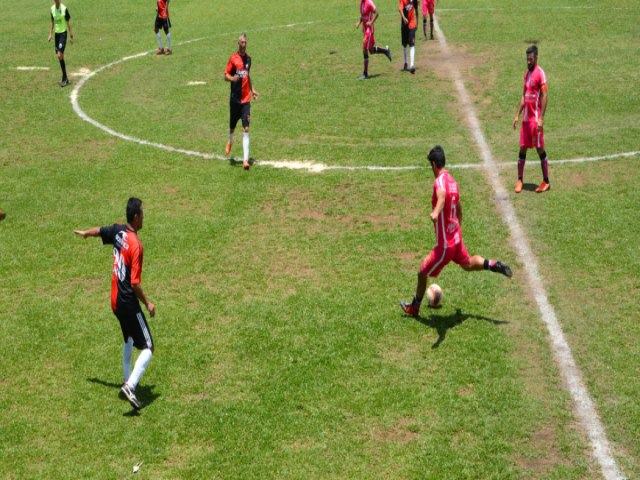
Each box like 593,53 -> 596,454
2,0 -> 639,478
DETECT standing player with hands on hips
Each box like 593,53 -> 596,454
400,146 -> 513,318
74,198 -> 156,411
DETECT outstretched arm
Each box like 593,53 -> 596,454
74,227 -> 101,238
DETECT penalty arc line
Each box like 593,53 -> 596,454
434,17 -> 625,480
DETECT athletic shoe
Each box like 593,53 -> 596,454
385,46 -> 392,62
535,181 -> 550,193
0,211 -> 5,221
400,300 -> 420,317
357,73 -> 368,80
118,382 -> 126,400
514,179 -> 523,193
410,66 -> 415,74
60,79 -> 69,88
156,48 -> 165,55
243,160 -> 251,170
165,49 -> 172,55
430,33 -> 434,40
490,261 -> 513,278
120,383 -> 141,410
403,63 -> 408,71
225,142 -> 232,155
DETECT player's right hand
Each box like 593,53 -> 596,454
147,302 -> 156,318
512,116 -> 519,130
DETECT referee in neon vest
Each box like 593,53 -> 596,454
47,0 -> 74,87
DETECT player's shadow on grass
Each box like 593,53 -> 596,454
413,308 -> 509,349
522,182 -> 539,192
87,377 -> 160,413
228,157 -> 254,168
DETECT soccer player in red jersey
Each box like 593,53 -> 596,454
225,33 -> 259,170
513,45 -> 550,193
421,0 -> 436,41
74,198 -> 156,410
154,0 -> 172,55
356,0 -> 392,80
400,146 -> 512,317
399,0 -> 418,73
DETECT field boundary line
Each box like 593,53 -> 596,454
434,17 -> 625,480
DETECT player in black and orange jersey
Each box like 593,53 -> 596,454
75,198 -> 156,410
224,32 -> 259,170
399,0 -> 418,73
154,0 -> 172,55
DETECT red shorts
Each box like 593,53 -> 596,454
422,0 -> 435,16
520,121 -> 544,149
420,241 -> 470,278
362,29 -> 375,51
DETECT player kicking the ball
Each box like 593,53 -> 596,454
356,0 -> 392,80
400,146 -> 513,317
74,198 -> 156,410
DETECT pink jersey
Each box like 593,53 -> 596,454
432,170 -> 461,249
522,65 -> 547,123
360,0 -> 377,34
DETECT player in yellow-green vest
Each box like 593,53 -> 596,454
47,0 -> 74,87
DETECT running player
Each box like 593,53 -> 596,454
400,146 -> 512,317
422,0 -> 436,41
74,198 -> 156,410
47,0 -> 74,87
356,0 -> 392,80
513,45 -> 550,193
154,0 -> 172,55
399,0 -> 417,73
225,33 -> 259,170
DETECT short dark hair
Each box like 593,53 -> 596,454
428,145 -> 446,169
526,45 -> 538,56
126,197 -> 143,223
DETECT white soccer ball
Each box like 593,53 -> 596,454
427,284 -> 443,308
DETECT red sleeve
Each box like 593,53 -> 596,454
225,56 -> 235,76
130,242 -> 143,285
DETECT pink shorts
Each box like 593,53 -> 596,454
520,121 -> 544,149
422,0 -> 434,16
362,29 -> 375,51
420,241 -> 471,278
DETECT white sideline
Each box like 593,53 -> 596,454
434,17 -> 625,480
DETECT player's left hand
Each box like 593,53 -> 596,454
537,118 -> 544,131
252,91 -> 259,100
430,212 -> 438,224
70,34 -> 74,45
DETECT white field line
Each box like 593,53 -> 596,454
434,17 -> 625,480
16,66 -> 50,71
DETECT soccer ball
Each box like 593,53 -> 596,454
427,284 -> 443,308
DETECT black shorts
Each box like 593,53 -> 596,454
54,32 -> 67,53
114,304 -> 154,350
401,24 -> 416,47
155,16 -> 171,33
230,101 -> 251,130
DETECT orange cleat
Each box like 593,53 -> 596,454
243,161 -> 251,170
400,300 -> 420,317
515,179 -> 523,193
535,181 -> 550,193
225,142 -> 232,155
165,49 -> 172,55
156,48 -> 165,55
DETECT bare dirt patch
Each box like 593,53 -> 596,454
371,417 -> 420,443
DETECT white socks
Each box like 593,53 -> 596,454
127,348 -> 153,390
156,32 -> 163,49
166,33 -> 172,50
243,132 -> 250,161
410,46 -> 415,68
123,337 -> 133,383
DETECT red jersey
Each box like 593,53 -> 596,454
225,52 -> 252,104
432,170 -> 462,249
360,0 -> 377,34
522,65 -> 547,123
399,0 -> 417,29
157,0 -> 169,19
100,224 -> 144,311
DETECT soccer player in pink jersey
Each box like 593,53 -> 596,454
421,0 -> 436,41
401,146 -> 512,317
356,0 -> 392,80
513,45 -> 550,193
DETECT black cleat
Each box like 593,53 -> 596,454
403,63 -> 408,71
491,261 -> 513,278
410,66 -> 415,74
385,46 -> 392,62
60,78 -> 70,88
120,383 -> 141,410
